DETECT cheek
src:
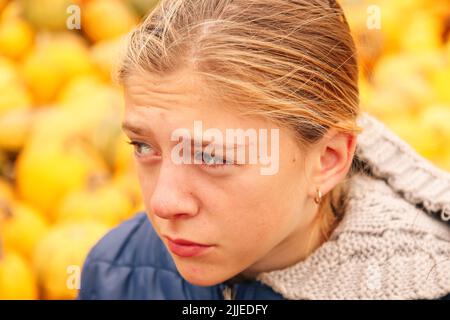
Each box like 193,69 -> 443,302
215,181 -> 295,255
134,163 -> 156,199
223,170 -> 307,252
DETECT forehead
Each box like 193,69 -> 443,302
124,68 -> 214,110
121,69 -> 289,140
122,70 -> 233,131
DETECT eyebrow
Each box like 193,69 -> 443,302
121,121 -> 154,136
122,121 -> 250,149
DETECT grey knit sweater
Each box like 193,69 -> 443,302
257,112 -> 450,300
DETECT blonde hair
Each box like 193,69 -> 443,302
118,0 -> 365,240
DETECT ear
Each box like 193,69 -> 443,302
307,128 -> 357,199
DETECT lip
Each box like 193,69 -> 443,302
164,236 -> 214,258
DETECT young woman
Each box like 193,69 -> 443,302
79,0 -> 450,300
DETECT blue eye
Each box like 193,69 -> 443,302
194,150 -> 233,167
127,140 -> 154,157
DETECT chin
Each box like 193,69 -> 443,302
183,275 -> 222,287
177,271 -> 223,287
175,263 -> 236,287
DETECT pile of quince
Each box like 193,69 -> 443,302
342,0 -> 450,170
0,0 -> 153,299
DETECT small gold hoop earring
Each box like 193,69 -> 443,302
314,188 -> 322,204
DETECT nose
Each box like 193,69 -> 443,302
150,161 -> 199,220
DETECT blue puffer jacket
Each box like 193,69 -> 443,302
78,212 -> 284,300
78,212 -> 450,300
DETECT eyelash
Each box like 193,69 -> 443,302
193,150 -> 235,169
126,140 -> 157,159
126,140 -> 235,169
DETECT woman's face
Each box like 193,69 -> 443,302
122,69 -> 327,286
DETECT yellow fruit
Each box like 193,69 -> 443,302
45,34 -> 94,79
20,0 -> 81,31
21,55 -> 61,105
399,105 -> 450,161
0,0 -> 8,12
433,147 -> 450,172
83,0 -> 138,42
58,79 -> 124,167
114,131 -> 135,174
383,114 -> 437,160
0,151 -> 12,179
372,0 -> 429,54
30,107 -> 94,144
0,248 -> 38,299
0,201 -> 49,260
431,66 -> 450,104
0,177 -> 14,205
0,177 -> 14,221
58,76 -> 123,119
0,58 -> 31,114
342,1 -> 383,74
372,53 -> 436,112
21,33 -> 94,104
55,179 -> 133,227
0,57 -> 17,83
0,108 -> 33,151
16,131 -> 109,221
377,3 -> 406,53
127,0 -> 159,16
440,149 -> 450,172
113,171 -> 143,216
90,36 -> 127,80
433,0 -> 450,21
57,74 -> 106,104
409,50 -> 447,80
31,100 -> 122,169
33,221 -> 109,299
0,17 -> 34,59
394,75 -> 434,108
400,13 -> 442,53
0,1 -> 21,21
0,81 -> 32,114
131,201 -> 145,217
90,118 -> 123,172
363,87 -> 418,120
420,104 -> 450,140
446,42 -> 450,60
358,75 -> 373,106
372,53 -> 439,87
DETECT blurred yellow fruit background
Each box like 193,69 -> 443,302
0,0 -> 449,299
0,0 -> 146,300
